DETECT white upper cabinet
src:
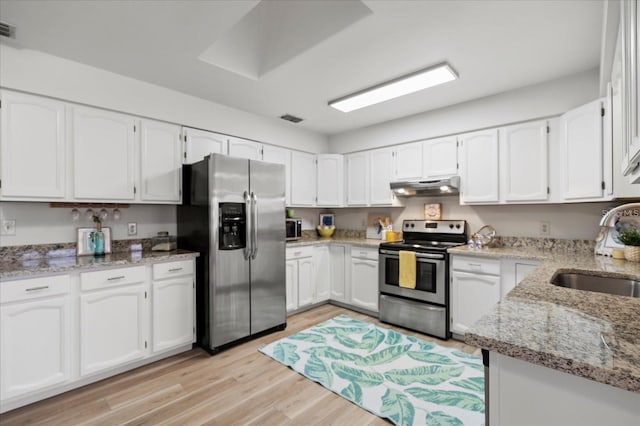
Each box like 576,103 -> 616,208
262,144 -> 292,205
369,147 -> 396,205
346,152 -> 368,206
393,141 -> 423,181
182,127 -> 228,165
423,136 -> 458,179
560,99 -> 609,201
228,137 -> 261,160
72,106 -> 136,200
290,151 -> 316,206
459,129 -> 500,204
0,90 -> 66,200
139,120 -> 182,203
316,154 -> 344,206
500,120 -> 548,202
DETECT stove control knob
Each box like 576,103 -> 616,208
405,223 -> 410,228
449,224 -> 454,229
410,223 -> 415,228
455,224 -> 461,229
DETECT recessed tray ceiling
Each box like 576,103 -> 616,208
198,0 -> 372,80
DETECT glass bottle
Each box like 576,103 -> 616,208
92,222 -> 105,256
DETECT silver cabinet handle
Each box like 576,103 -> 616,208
107,275 -> 126,281
294,251 -> 302,256
26,286 -> 49,292
360,251 -> 367,256
168,268 -> 183,272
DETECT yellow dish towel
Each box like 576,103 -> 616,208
399,251 -> 416,289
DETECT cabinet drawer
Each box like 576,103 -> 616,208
286,245 -> 314,260
80,266 -> 146,291
1,275 -> 70,304
153,259 -> 194,280
452,256 -> 500,275
351,246 -> 378,261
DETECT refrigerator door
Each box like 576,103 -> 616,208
249,159 -> 286,334
210,154 -> 251,348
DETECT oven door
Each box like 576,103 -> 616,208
378,249 -> 446,305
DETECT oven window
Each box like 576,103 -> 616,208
383,257 -> 437,293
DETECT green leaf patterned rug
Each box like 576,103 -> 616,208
259,315 -> 485,426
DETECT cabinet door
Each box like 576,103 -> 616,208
290,151 -> 316,206
369,148 -> 395,205
350,258 -> 379,312
329,245 -> 347,302
183,127 -> 228,164
346,152 -> 368,206
297,257 -> 315,307
561,100 -> 604,200
285,259 -> 298,312
500,121 -> 548,201
316,154 -> 344,206
460,129 -> 500,204
262,145 -> 291,205
152,277 -> 194,353
393,142 -> 423,181
0,296 -> 72,400
73,106 -> 136,200
451,271 -> 500,335
228,137 -> 261,160
140,120 -> 182,203
314,246 -> 330,302
0,91 -> 66,199
80,284 -> 148,376
423,136 -> 458,178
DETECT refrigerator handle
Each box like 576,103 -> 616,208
243,191 -> 251,260
251,192 -> 258,260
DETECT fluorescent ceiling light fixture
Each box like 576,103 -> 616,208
329,63 -> 458,112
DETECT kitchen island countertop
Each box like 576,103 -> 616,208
450,245 -> 640,393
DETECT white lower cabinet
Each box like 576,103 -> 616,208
151,260 -> 195,353
450,255 -> 539,336
0,275 -> 72,401
350,247 -> 379,312
314,245 -> 331,302
329,244 -> 348,303
80,266 -> 149,376
286,246 -> 315,312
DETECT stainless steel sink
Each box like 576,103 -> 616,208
551,272 -> 640,298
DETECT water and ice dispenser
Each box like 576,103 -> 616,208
219,203 -> 246,250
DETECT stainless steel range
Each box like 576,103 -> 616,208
378,219 -> 468,339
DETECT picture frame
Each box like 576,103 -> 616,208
77,227 -> 112,256
319,213 -> 335,227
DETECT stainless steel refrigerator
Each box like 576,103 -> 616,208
177,153 -> 286,353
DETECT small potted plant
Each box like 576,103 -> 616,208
618,226 -> 640,262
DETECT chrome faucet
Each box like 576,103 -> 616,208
599,202 -> 640,227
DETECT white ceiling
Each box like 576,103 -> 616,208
0,0 -> 603,136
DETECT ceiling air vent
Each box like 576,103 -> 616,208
0,22 -> 16,39
280,114 -> 304,123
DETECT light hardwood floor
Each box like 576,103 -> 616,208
0,304 -> 481,425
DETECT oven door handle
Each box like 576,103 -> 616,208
379,250 -> 445,260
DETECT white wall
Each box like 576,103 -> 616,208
329,68 -> 599,153
0,45 -> 328,154
330,198 -> 618,241
0,203 -> 176,247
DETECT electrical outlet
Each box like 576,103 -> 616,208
539,221 -> 550,236
127,222 -> 137,236
1,219 -> 16,236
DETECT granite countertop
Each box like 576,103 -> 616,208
287,235 -> 384,248
0,250 -> 199,280
455,245 -> 640,393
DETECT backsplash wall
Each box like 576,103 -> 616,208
0,202 -> 176,247
324,198 -> 620,241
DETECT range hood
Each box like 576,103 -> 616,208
390,176 -> 460,197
